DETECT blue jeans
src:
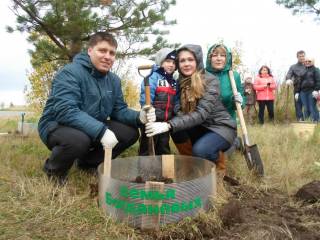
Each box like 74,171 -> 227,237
300,90 -> 319,122
294,93 -> 304,121
192,131 -> 231,163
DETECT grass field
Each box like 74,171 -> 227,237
0,116 -> 320,240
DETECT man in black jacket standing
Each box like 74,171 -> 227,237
285,50 -> 307,121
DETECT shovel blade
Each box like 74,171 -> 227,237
244,144 -> 264,177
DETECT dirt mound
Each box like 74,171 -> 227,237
147,183 -> 320,240
218,184 -> 320,240
295,180 -> 320,203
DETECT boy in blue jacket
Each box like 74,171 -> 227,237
139,48 -> 177,155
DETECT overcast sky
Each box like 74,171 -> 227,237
1,0 -> 320,106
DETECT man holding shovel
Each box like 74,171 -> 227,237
38,32 -> 155,185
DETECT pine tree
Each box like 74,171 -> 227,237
276,0 -> 320,22
7,0 -> 178,68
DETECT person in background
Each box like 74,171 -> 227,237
253,65 -> 277,124
139,48 -> 177,155
145,44 -> 237,164
285,50 -> 306,121
243,75 -> 257,124
297,57 -> 320,122
38,32 -> 155,185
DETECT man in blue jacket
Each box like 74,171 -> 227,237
38,32 -> 155,184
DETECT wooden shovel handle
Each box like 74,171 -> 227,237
103,147 -> 112,177
228,71 -> 249,137
145,86 -> 151,105
138,65 -> 153,70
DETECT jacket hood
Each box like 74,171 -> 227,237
177,44 -> 204,72
205,43 -> 232,73
73,52 -> 92,68
155,48 -> 176,66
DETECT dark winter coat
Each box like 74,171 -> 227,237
298,66 -> 320,92
38,52 -> 140,145
286,62 -> 307,94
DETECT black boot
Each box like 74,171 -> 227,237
43,159 -> 68,186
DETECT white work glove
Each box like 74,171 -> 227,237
139,105 -> 156,124
286,79 -> 293,86
100,129 -> 118,149
312,90 -> 319,99
145,122 -> 170,137
233,92 -> 243,105
294,93 -> 299,101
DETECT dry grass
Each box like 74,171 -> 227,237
0,116 -> 319,239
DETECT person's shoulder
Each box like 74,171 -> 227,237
254,75 -> 262,81
204,71 -> 218,81
204,71 -> 219,88
149,71 -> 162,79
290,63 -> 299,68
55,62 -> 79,77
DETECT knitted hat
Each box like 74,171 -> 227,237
244,75 -> 253,83
155,48 -> 176,66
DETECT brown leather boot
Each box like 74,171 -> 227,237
174,139 -> 193,156
216,151 -> 227,174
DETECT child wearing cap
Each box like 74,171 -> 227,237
139,48 -> 177,155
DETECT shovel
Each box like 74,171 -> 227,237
103,147 -> 112,177
228,70 -> 264,176
138,65 -> 155,156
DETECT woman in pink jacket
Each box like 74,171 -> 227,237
254,65 -> 277,124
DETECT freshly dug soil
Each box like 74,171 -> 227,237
132,175 -> 174,184
217,184 -> 320,240
146,182 -> 320,240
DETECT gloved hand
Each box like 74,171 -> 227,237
312,90 -> 319,99
145,122 -> 170,137
139,105 -> 156,124
233,92 -> 243,105
286,79 -> 293,86
294,93 -> 299,101
100,129 -> 118,149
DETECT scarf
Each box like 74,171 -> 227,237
180,77 -> 197,113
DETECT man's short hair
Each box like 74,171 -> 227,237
88,32 -> 118,48
296,50 -> 305,57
